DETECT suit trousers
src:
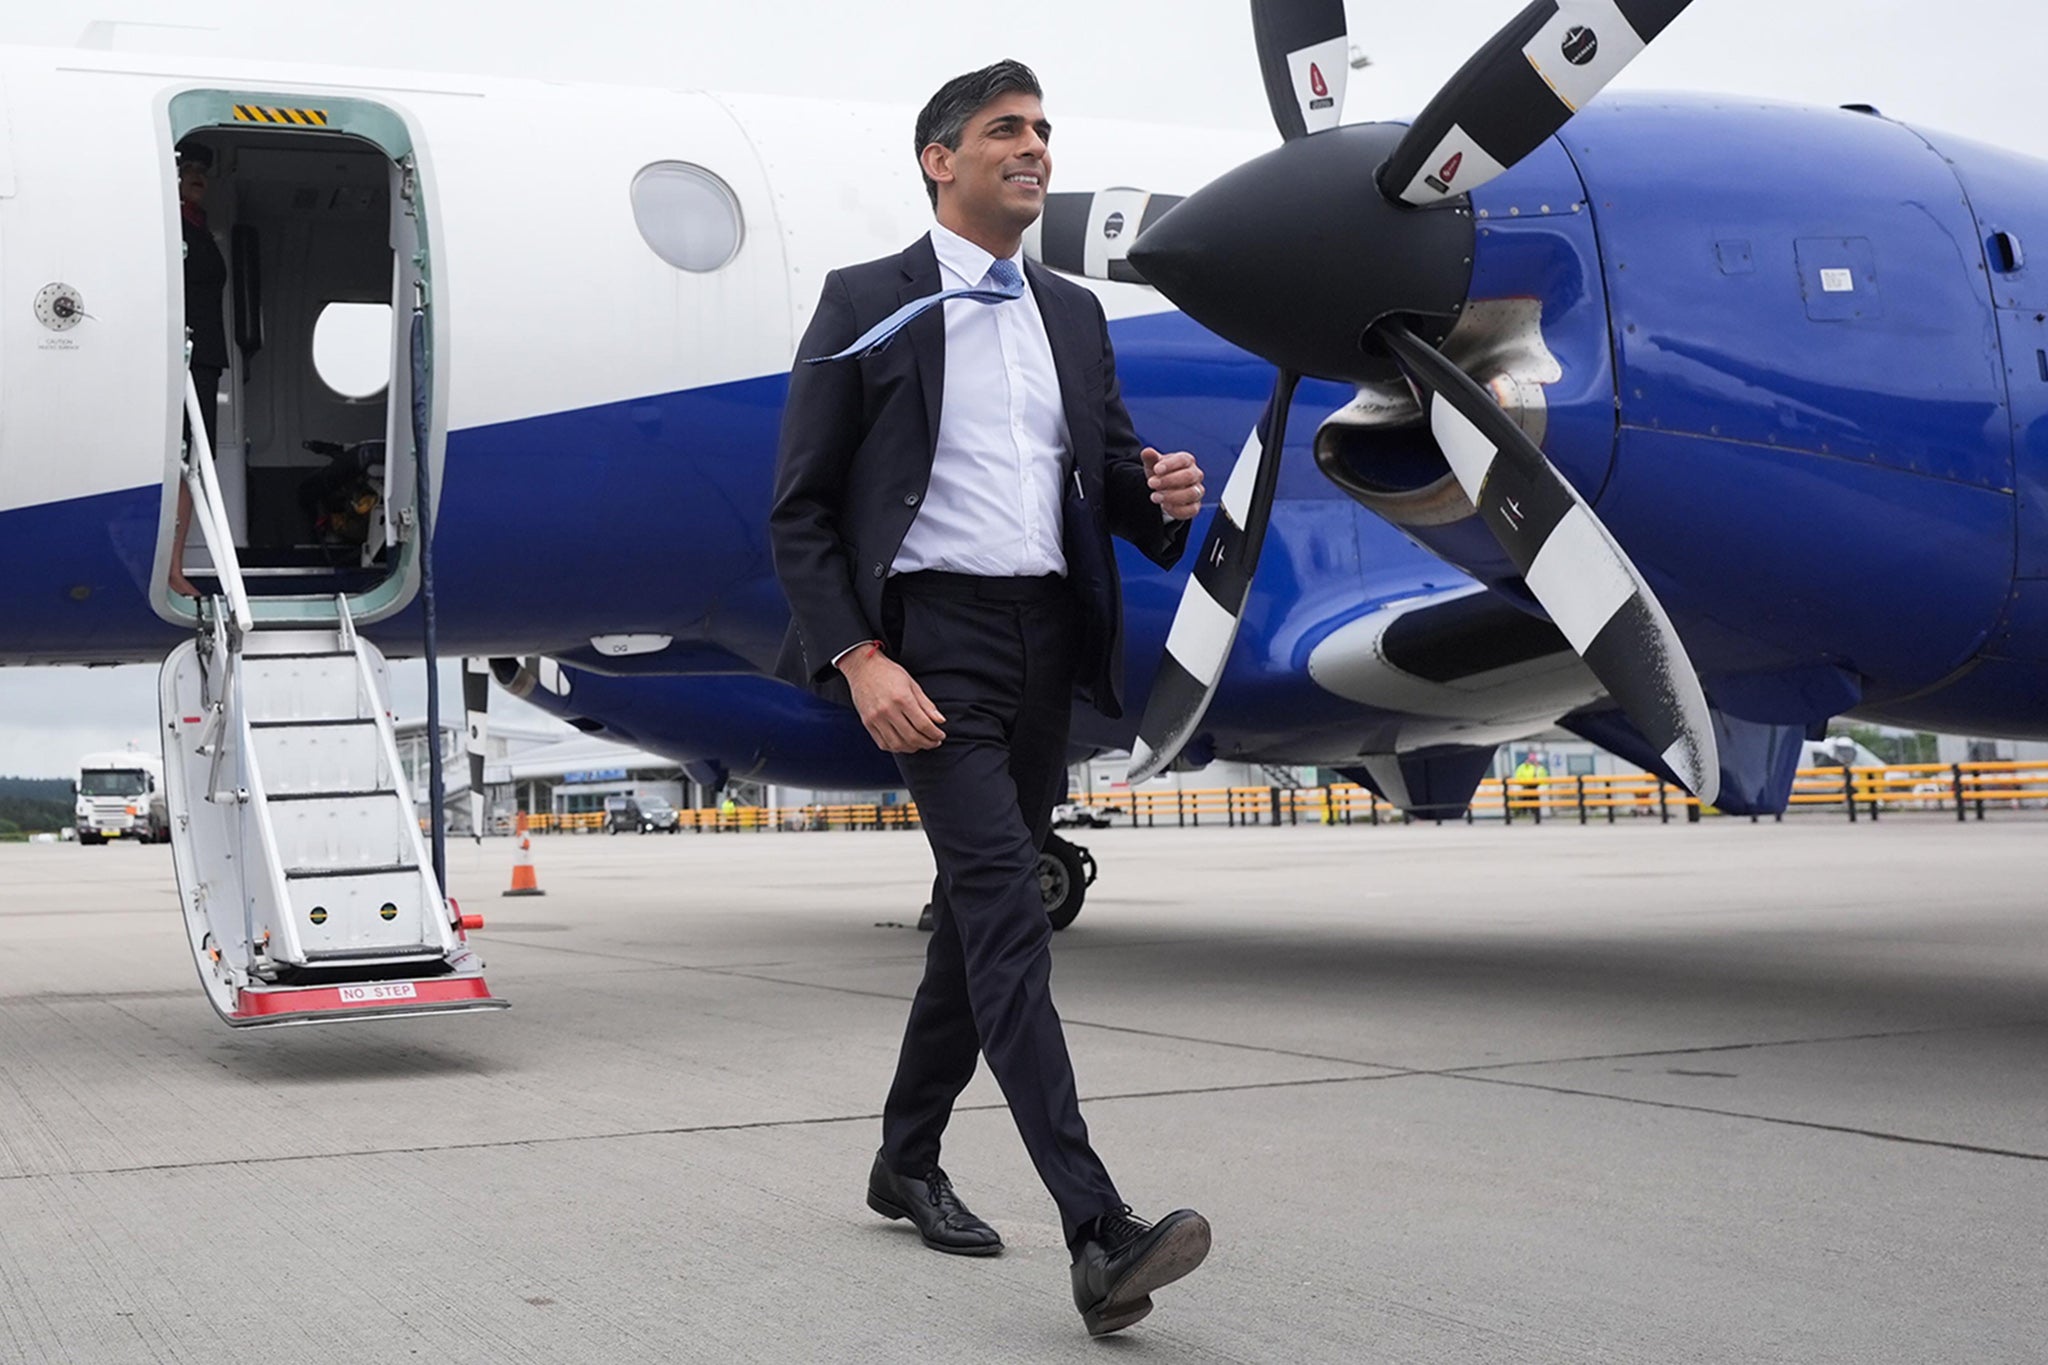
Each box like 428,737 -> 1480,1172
877,570 -> 1122,1240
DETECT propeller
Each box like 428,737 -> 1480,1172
1025,190 -> 1183,283
1251,0 -> 1350,140
1128,371 -> 1299,783
1380,0 -> 1696,207
462,657 -> 491,839
1374,320 -> 1718,803
1123,0 -> 1713,796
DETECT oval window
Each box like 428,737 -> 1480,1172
312,301 -> 393,399
631,162 -> 743,273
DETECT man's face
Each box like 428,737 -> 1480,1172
928,91 -> 1052,231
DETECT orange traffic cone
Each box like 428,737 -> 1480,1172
503,812 -> 547,897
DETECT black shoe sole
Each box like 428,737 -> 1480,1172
866,1190 -> 1004,1257
1080,1212 -> 1212,1337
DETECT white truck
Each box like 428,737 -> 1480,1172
75,751 -> 168,845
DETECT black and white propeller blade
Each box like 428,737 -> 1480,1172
1379,0 -> 1695,206
1374,319 -> 1718,803
1251,0 -> 1350,140
1025,189 -> 1184,284
463,657 -> 490,838
1129,370 -> 1300,783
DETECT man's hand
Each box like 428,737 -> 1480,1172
1142,447 -> 1205,521
840,647 -> 946,753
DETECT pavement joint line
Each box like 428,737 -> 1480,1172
0,1070 -> 1406,1185
1441,1071 -> 2048,1164
550,958 -> 2048,1082
16,956 -> 2043,1085
462,936 -> 1423,1071
1426,1017 -> 2048,1076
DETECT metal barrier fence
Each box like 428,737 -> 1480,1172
517,761 -> 2048,834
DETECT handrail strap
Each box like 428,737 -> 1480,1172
182,372 -> 254,636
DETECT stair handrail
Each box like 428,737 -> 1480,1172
182,371 -> 253,637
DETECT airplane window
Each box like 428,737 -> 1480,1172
631,162 -> 743,273
312,301 -> 393,399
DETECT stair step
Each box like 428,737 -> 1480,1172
301,945 -> 439,963
283,867 -> 433,961
243,631 -> 355,656
269,793 -> 413,874
267,789 -> 391,803
241,652 -> 365,724
250,717 -> 377,730
285,862 -> 419,880
251,724 -> 391,796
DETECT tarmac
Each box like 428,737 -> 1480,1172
2,817 -> 2046,1363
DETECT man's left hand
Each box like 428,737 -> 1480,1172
1142,447 -> 1205,521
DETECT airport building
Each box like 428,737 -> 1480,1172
395,719 -> 697,833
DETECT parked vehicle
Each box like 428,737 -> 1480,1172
604,794 -> 681,834
75,751 -> 168,844
1051,800 -> 1116,830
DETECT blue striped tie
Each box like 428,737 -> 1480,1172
806,258 -> 1025,364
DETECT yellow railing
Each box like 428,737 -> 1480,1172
514,762 -> 2048,833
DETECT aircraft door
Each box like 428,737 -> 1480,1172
2000,309 -> 2048,585
1940,147 -> 2048,583
162,91 -> 441,629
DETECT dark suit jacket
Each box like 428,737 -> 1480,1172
181,214 -> 230,371
769,233 -> 1189,719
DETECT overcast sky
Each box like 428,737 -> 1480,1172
3,0 -> 2043,777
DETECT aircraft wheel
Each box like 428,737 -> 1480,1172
1040,833 -> 1090,931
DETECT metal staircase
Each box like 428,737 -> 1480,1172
160,371 -> 505,1028
1258,763 -> 1306,790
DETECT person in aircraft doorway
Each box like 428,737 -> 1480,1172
770,60 -> 1211,1337
169,138 -> 229,599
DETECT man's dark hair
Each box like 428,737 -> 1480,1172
913,59 -> 1042,209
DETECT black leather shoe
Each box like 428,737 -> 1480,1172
866,1152 -> 1002,1256
1070,1205 -> 1211,1336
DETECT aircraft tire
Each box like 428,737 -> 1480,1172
1040,833 -> 1088,931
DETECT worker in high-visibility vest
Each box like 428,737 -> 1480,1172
1512,752 -> 1549,812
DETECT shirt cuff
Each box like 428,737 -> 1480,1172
831,639 -> 880,669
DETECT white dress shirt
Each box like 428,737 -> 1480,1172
891,222 -> 1071,578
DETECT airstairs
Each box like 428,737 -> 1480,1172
161,371 -> 506,1028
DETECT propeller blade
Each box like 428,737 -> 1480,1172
1251,0 -> 1350,141
1025,189 -> 1183,283
1380,0 -> 1695,207
1374,319 -> 1718,803
1129,370 -> 1301,784
462,657 -> 490,837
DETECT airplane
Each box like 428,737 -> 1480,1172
3,0 -> 2046,1025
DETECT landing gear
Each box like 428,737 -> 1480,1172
916,832 -> 1098,933
1041,832 -> 1095,931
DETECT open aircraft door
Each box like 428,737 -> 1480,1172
153,89 -> 501,1027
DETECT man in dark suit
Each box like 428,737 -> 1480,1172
769,60 -> 1212,1337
